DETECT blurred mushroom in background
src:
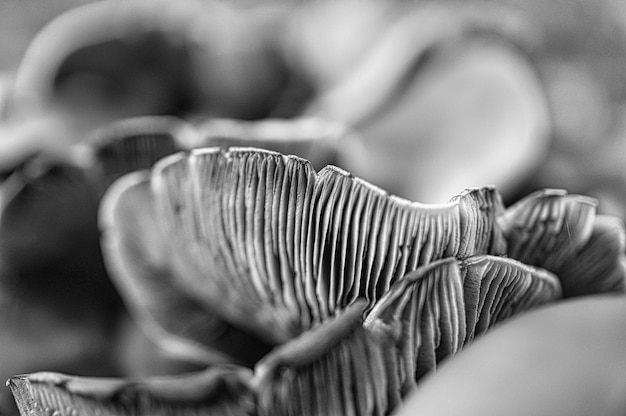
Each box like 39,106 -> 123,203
280,0 -> 626,215
280,1 -> 552,203
393,295 -> 626,416
1,0 -> 557,205
0,0 -> 294,177
439,0 -> 626,216
5,146 -> 626,415
0,125 -> 204,415
5,0 -> 626,208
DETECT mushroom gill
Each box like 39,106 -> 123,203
89,116 -> 189,189
8,366 -> 255,416
100,170 -> 273,367
117,147 -> 506,344
499,188 -> 626,296
9,145 -> 626,416
364,255 -> 561,394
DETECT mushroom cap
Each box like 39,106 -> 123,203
12,0 -> 283,122
0,155 -> 114,310
254,301 -> 389,416
106,146 -> 506,344
8,141 -> 626,416
193,117 -> 359,171
100,170 -> 274,367
8,366 -> 255,416
499,188 -> 626,296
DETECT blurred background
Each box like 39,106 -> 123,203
0,0 -> 93,72
1,0 -> 626,415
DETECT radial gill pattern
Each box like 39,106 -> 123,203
555,215 -> 626,296
459,255 -> 562,341
147,147 -> 506,343
57,143 -> 626,416
254,302 -> 388,416
100,171 -> 273,367
499,188 -> 626,296
89,116 -> 189,189
364,255 -> 561,394
8,367 -> 256,416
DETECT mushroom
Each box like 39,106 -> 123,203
392,294 -> 626,416
0,0 -> 293,176
192,117 -> 359,172
8,366 -> 256,416
287,1 -> 551,203
101,147 -> 507,347
0,156 -> 113,310
8,146 -> 626,415
254,302 -> 388,416
364,255 -> 561,393
499,188 -> 626,295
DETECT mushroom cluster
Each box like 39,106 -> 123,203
1,0 -> 626,415
5,117 -> 626,415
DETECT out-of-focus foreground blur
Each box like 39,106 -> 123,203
0,0 -> 626,415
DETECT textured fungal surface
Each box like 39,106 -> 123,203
135,147 -> 507,343
364,255 -> 561,393
364,259 -> 467,395
555,215 -> 626,296
6,0 -> 626,414
7,368 -> 256,416
458,255 -> 562,341
391,296 -> 626,416
89,115 -> 354,186
499,189 -> 626,296
10,144 -> 626,416
90,116 -> 188,188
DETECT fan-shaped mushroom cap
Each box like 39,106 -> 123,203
499,188 -> 626,295
88,115 -> 358,183
254,301 -> 389,416
364,255 -> 560,393
0,156 -> 113,309
193,117 -> 359,171
556,215 -> 626,296
100,170 -> 274,367
122,147 -> 506,343
8,366 -> 255,416
364,259 -> 466,394
9,137 -> 626,416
